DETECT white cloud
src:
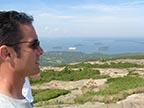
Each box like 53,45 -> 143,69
69,1 -> 144,16
123,0 -> 144,5
34,11 -> 144,38
30,0 -> 144,38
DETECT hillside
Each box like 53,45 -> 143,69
32,57 -> 144,108
40,51 -> 144,66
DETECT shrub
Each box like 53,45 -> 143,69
33,89 -> 70,103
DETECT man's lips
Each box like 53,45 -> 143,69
36,61 -> 40,65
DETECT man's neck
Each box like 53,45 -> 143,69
0,76 -> 25,99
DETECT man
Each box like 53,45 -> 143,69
0,11 -> 43,108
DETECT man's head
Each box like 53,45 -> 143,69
0,11 -> 34,56
0,11 -> 43,76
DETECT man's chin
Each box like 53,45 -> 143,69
29,71 -> 40,76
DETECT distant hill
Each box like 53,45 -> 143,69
40,51 -> 144,66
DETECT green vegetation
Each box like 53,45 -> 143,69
113,53 -> 144,59
33,89 -> 70,103
33,53 -> 144,106
40,51 -> 144,66
40,51 -> 108,66
36,61 -> 144,85
75,75 -> 144,103
66,62 -> 144,68
31,67 -> 108,84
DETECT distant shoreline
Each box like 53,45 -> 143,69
40,37 -> 144,54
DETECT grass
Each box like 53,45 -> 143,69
31,61 -> 144,85
67,62 -> 144,68
30,67 -> 109,85
75,75 -> 144,103
31,60 -> 144,106
32,89 -> 70,103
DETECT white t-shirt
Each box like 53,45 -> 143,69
0,93 -> 33,108
22,77 -> 34,103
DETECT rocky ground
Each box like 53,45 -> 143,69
33,79 -> 144,108
33,59 -> 144,108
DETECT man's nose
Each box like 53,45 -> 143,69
36,46 -> 44,55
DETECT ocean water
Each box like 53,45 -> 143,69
39,37 -> 144,54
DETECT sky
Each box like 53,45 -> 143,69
0,0 -> 144,38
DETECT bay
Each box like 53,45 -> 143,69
39,37 -> 144,54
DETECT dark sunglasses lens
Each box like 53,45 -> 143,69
31,40 -> 40,49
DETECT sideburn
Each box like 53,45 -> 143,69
14,45 -> 21,58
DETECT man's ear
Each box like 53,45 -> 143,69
0,45 -> 11,60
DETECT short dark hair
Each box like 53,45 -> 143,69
0,10 -> 33,55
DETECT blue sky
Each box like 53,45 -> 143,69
1,0 -> 144,38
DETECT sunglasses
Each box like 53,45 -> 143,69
5,39 -> 40,49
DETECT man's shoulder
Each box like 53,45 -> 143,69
0,93 -> 33,108
0,96 -> 14,108
0,93 -> 10,102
